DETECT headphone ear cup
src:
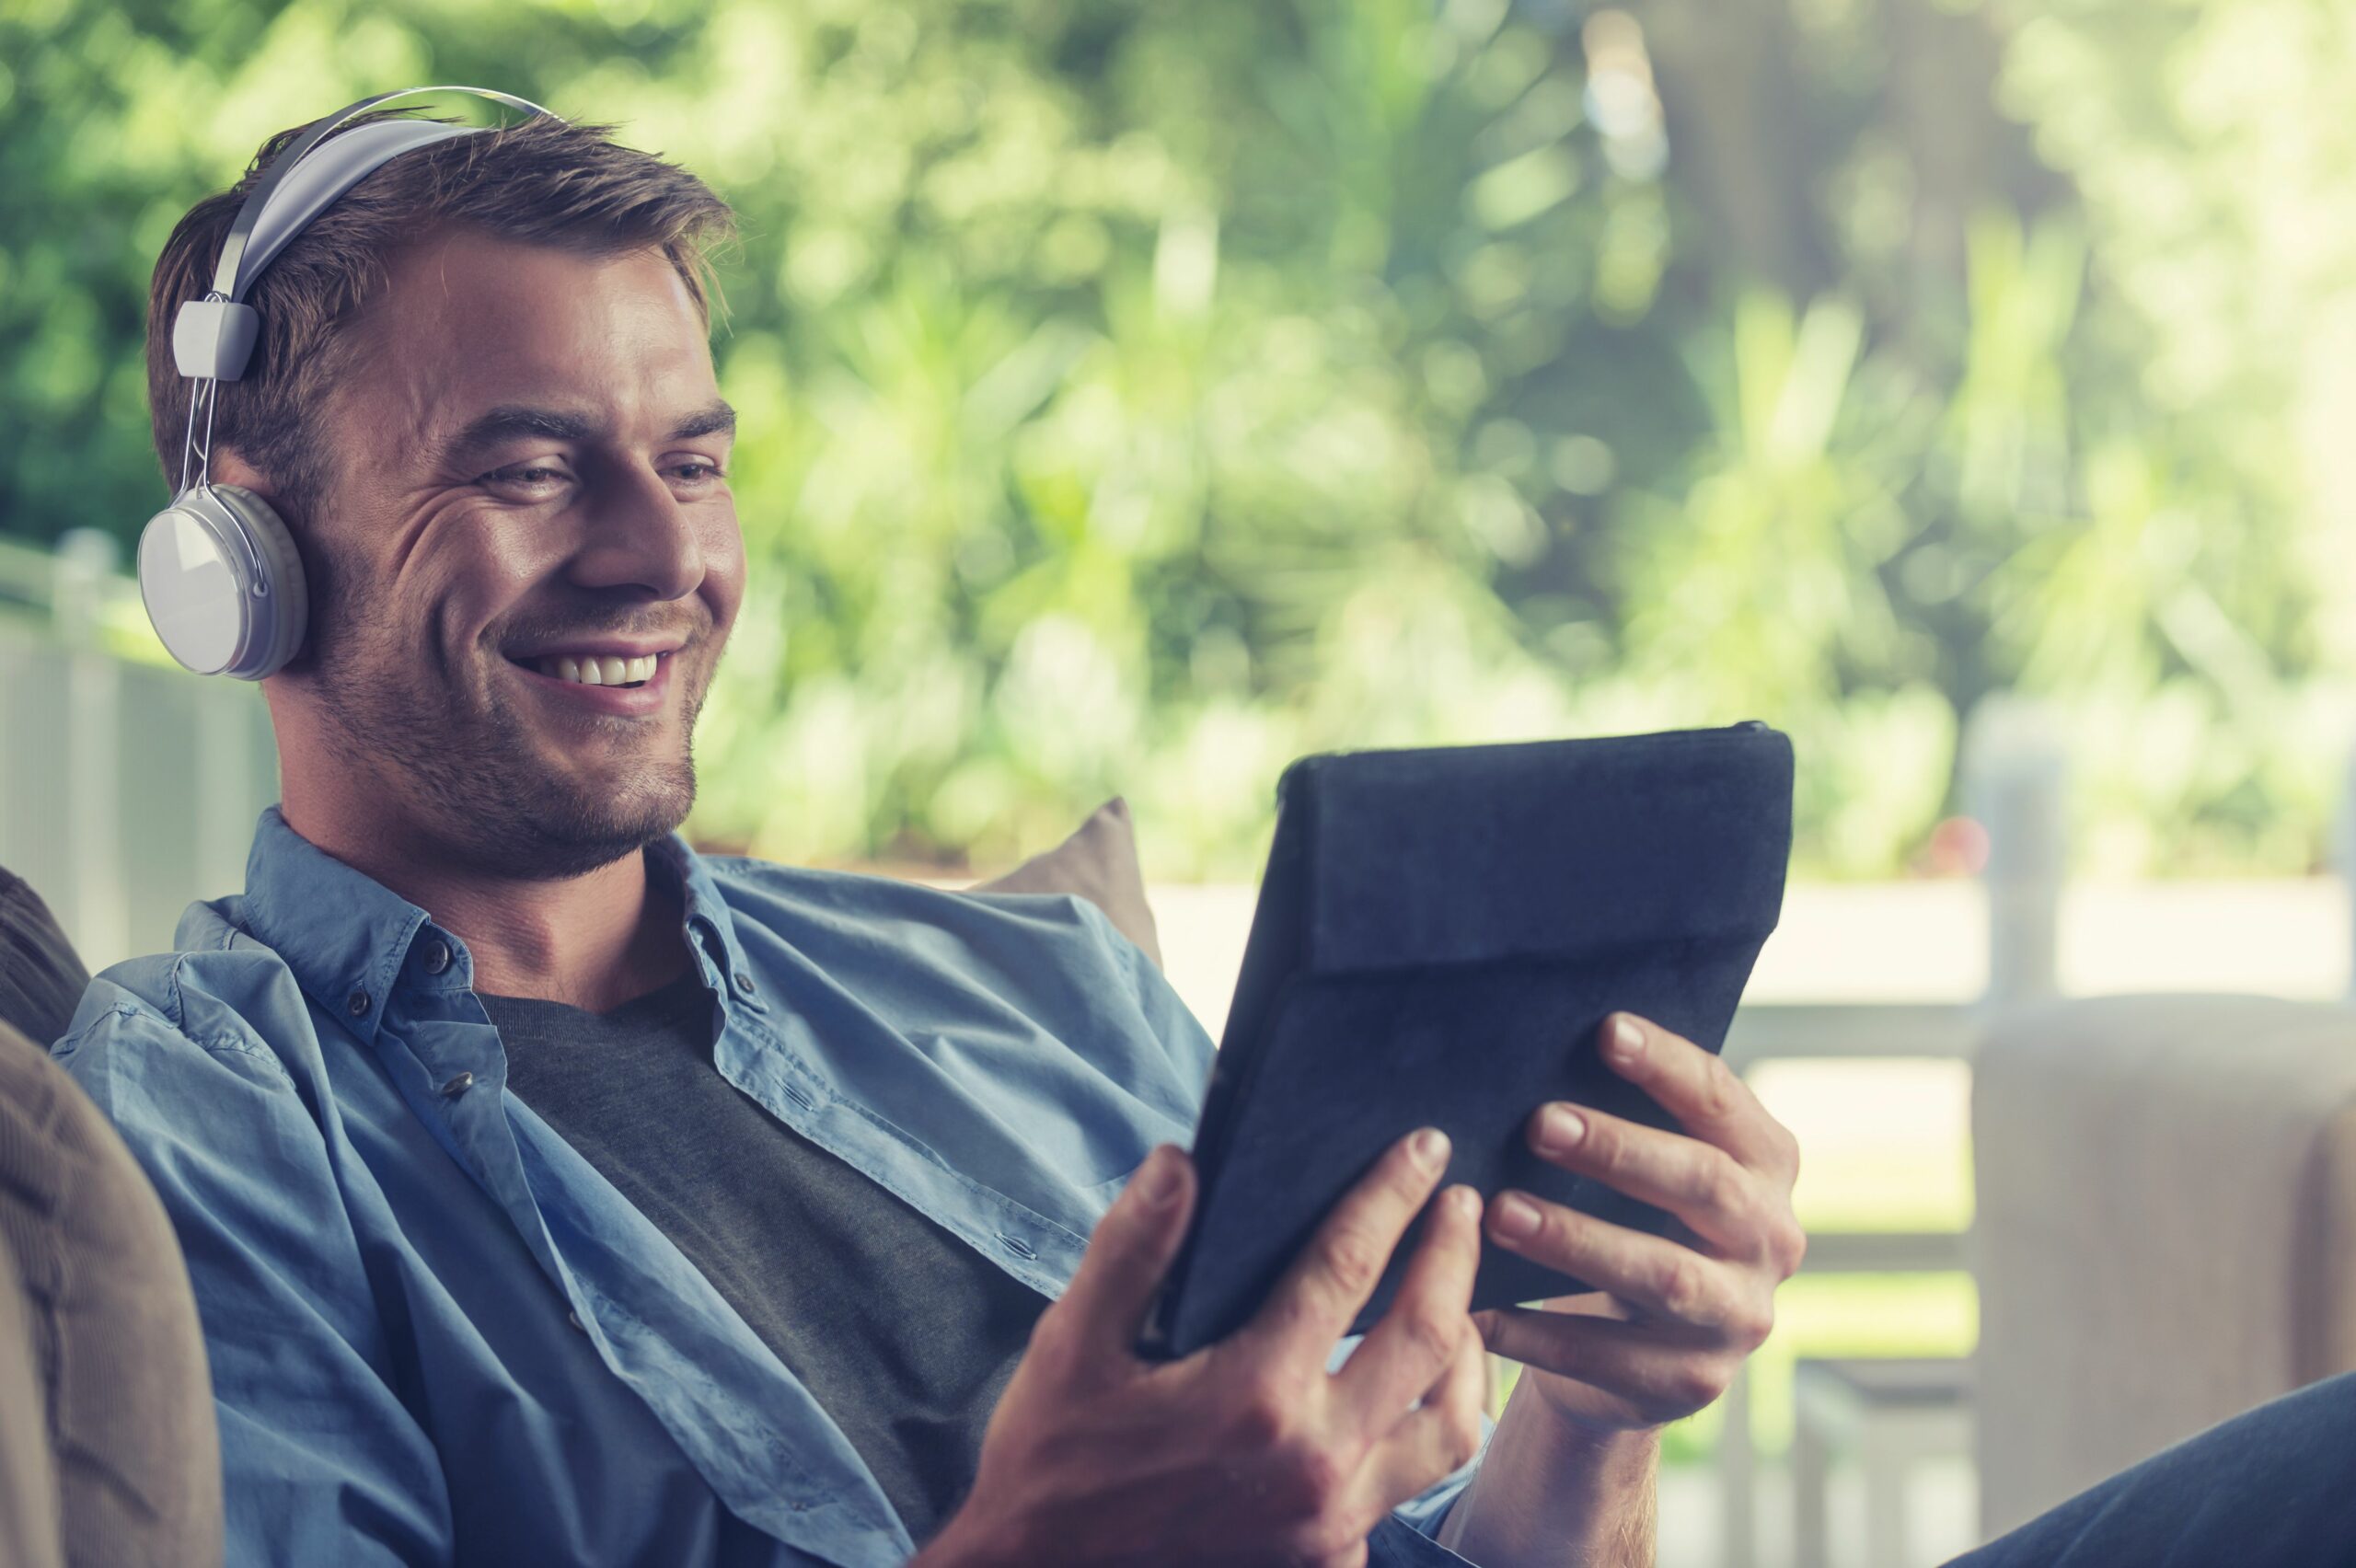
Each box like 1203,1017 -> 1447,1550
210,483 -> 309,679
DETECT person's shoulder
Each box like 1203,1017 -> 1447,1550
704,853 -> 1111,945
699,852 -> 931,909
52,901 -> 316,1096
706,851 -> 1212,1091
701,853 -> 1142,1007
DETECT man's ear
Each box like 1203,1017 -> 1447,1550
209,449 -> 287,516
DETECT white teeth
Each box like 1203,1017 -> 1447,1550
532,652 -> 662,687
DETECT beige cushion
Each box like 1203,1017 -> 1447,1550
970,797 -> 1163,969
0,1234 -> 63,1568
1971,994 -> 2356,1539
0,863 -> 222,1565
0,1015 -> 222,1568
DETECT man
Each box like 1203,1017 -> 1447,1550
52,108 -> 1800,1566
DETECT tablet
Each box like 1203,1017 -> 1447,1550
1139,723 -> 1793,1359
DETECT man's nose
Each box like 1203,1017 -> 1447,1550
569,460 -> 707,602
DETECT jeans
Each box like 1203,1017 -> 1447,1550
1371,1371 -> 2356,1566
1946,1368 -> 2356,1567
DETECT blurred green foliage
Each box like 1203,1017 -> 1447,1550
5,0 -> 2354,876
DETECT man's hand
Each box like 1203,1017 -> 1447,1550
1475,1010 -> 1806,1433
1433,1012 -> 1802,1567
919,1129 -> 1489,1568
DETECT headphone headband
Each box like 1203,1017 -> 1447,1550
173,86 -> 554,383
209,86 -> 553,305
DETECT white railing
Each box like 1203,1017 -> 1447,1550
0,531 -> 280,970
1709,702 -> 2090,1568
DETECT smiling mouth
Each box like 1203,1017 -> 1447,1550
523,653 -> 662,688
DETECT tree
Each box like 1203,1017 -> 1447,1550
2,0 -> 2344,876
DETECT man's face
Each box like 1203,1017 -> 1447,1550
283,231 -> 745,879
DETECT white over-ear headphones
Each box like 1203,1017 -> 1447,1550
138,86 -> 553,678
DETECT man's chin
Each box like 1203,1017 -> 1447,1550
309,643 -> 703,880
410,736 -> 697,881
479,768 -> 695,880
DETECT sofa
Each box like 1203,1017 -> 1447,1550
0,867 -> 221,1567
1971,993 -> 2356,1539
29,801 -> 2356,1564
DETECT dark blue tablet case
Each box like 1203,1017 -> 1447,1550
1139,723 -> 1794,1359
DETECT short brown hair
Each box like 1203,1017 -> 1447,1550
144,111 -> 734,515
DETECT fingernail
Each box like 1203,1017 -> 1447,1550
1535,1103 -> 1586,1152
1132,1147 -> 1180,1207
1444,1183 -> 1481,1220
1411,1126 -> 1451,1170
1492,1191 -> 1541,1240
1607,1014 -> 1646,1063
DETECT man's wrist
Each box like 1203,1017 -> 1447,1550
909,1501 -> 1022,1568
1435,1378 -> 1659,1566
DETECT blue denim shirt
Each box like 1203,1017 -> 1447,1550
55,809 -> 1483,1567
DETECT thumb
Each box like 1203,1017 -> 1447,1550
1053,1143 -> 1196,1366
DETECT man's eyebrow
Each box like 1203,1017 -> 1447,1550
667,401 -> 736,443
435,401 -> 735,469
438,406 -> 601,467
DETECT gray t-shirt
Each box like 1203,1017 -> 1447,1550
479,971 -> 1049,1544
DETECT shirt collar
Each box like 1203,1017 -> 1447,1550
235,807 -> 429,1043
234,806 -> 766,1043
649,834 -> 768,1012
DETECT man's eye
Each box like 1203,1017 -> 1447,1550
487,465 -> 568,489
671,461 -> 726,484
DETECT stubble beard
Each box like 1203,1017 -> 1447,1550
306,580 -> 715,882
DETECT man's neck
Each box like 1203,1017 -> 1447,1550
277,792 -> 691,1012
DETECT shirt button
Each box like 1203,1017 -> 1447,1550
423,940 -> 452,975
733,971 -> 756,997
346,989 -> 370,1017
440,1070 -> 475,1098
568,1310 -> 587,1333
